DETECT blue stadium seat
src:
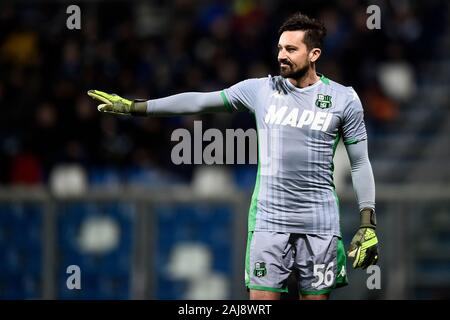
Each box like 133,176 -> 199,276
56,202 -> 134,299
58,271 -> 99,299
0,203 -> 43,299
155,204 -> 232,299
233,166 -> 257,190
124,167 -> 162,187
97,274 -> 130,299
89,167 -> 122,188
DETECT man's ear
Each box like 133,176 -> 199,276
309,48 -> 321,63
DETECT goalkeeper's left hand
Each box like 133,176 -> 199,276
347,208 -> 379,269
87,90 -> 147,115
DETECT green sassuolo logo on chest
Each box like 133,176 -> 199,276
315,94 -> 332,109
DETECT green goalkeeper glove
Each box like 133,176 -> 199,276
347,208 -> 379,269
87,90 -> 147,115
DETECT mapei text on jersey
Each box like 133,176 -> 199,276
264,105 -> 333,132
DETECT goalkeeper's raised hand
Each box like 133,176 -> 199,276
87,90 -> 147,115
347,208 -> 379,269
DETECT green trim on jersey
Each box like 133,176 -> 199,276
332,189 -> 340,210
330,131 -> 341,179
320,74 -> 330,85
248,114 -> 261,231
220,90 -> 233,113
248,165 -> 261,231
331,132 -> 343,236
344,138 -> 359,145
248,285 -> 288,293
332,132 -> 341,155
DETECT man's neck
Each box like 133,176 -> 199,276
288,68 -> 320,88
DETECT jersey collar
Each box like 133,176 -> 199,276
284,73 -> 329,93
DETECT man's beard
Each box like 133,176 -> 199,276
279,61 -> 310,79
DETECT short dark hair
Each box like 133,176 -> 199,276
278,12 -> 327,50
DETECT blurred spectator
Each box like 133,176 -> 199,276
49,164 -> 88,196
363,83 -> 399,134
10,151 -> 42,185
1,30 -> 39,66
377,44 -> 417,102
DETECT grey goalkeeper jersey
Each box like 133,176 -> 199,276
222,75 -> 368,237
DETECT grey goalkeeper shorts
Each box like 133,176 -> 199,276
245,231 -> 348,295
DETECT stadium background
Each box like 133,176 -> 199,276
0,0 -> 449,299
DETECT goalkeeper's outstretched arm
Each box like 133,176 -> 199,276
87,90 -> 227,116
147,91 -> 226,115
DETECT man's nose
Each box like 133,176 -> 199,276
278,49 -> 287,61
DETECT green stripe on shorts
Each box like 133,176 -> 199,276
245,231 -> 253,287
301,288 -> 332,295
248,285 -> 288,293
335,238 -> 349,288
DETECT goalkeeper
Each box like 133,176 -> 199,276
88,12 -> 378,300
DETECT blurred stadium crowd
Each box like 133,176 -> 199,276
1,0 -> 448,189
